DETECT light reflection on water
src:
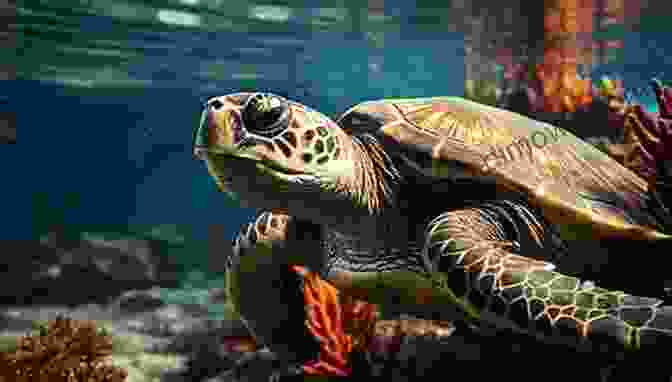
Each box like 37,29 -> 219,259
16,0 -> 469,97
13,0 -> 467,247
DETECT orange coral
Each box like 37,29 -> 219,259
536,63 -> 594,113
292,265 -> 354,376
289,265 -> 457,376
538,0 -> 598,113
0,316 -> 127,382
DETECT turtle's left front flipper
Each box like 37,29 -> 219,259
226,212 -> 326,370
227,211 -> 379,378
422,204 -> 672,359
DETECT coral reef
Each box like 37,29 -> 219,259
607,79 -> 672,186
287,265 -> 456,378
1,229 -> 182,306
0,316 -> 127,382
500,66 -> 613,125
295,265 -> 353,376
1,281 -> 668,381
500,68 -> 672,190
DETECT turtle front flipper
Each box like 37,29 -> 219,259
227,211 -> 377,377
420,202 -> 672,361
227,211 -> 321,372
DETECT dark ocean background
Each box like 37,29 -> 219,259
7,1 -> 671,299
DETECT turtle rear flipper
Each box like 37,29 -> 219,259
419,203 -> 672,357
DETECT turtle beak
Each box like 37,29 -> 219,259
193,106 -> 210,160
193,98 -> 244,160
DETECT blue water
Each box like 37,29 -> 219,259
8,1 -> 672,280
9,1 -> 467,278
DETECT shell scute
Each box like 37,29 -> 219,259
335,96 -> 669,241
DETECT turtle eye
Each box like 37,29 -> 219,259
210,99 -> 224,110
241,93 -> 289,137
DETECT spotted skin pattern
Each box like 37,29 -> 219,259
198,93 -> 345,176
425,206 -> 672,352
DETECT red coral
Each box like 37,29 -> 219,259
289,265 -> 457,377
292,265 -> 354,376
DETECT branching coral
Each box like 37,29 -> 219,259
0,315 -> 127,382
591,77 -> 672,205
292,265 -> 354,376
614,79 -> 672,186
290,265 -> 457,377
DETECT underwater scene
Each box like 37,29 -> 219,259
4,0 -> 672,381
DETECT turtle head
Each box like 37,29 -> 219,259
193,92 -> 372,218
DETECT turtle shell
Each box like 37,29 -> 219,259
336,97 -> 671,241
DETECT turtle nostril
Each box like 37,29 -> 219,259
211,100 -> 224,110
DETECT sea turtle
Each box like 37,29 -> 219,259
192,85 -> 672,376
